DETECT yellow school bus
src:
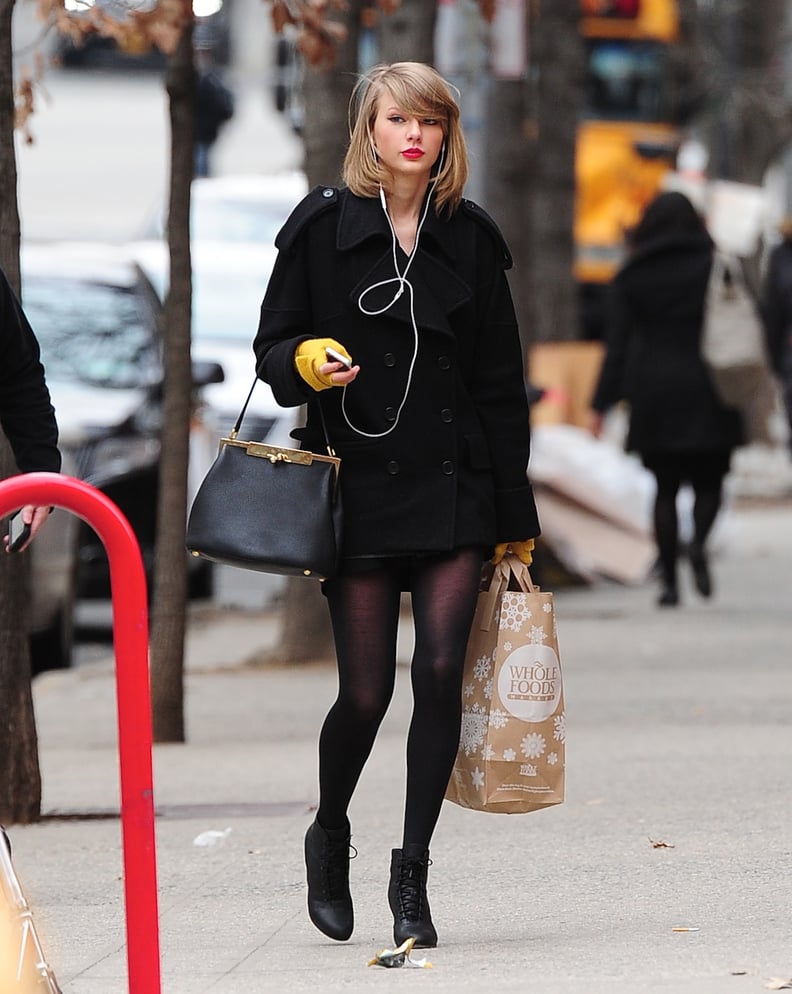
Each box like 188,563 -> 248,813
576,0 -> 680,337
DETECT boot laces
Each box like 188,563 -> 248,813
397,856 -> 431,919
322,837 -> 356,901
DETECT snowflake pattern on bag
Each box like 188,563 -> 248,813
459,702 -> 489,756
553,713 -> 566,743
489,708 -> 510,729
521,732 -> 546,759
501,593 -> 533,632
528,624 -> 547,644
473,654 -> 492,682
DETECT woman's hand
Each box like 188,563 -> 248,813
320,359 -> 359,387
295,338 -> 360,391
4,505 -> 51,554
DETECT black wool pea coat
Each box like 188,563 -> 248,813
763,239 -> 792,377
591,231 -> 743,456
0,266 -> 61,474
253,187 -> 540,559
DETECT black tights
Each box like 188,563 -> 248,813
317,547 -> 483,849
651,462 -> 725,587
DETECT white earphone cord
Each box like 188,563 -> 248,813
344,181 -> 436,438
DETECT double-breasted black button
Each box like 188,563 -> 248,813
383,353 -> 397,367
438,355 -> 451,370
384,407 -> 396,422
386,460 -> 400,475
441,408 -> 454,423
441,460 -> 454,475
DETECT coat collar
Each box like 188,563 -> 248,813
336,188 -> 460,266
338,190 -> 472,335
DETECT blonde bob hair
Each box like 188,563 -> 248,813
343,62 -> 468,216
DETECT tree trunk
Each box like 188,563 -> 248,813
150,20 -> 194,742
698,0 -> 789,184
484,1 -> 581,350
0,0 -> 20,287
302,1 -> 363,187
376,0 -> 437,66
275,1 -> 363,664
0,424 -> 40,825
728,0 -> 788,183
672,0 -> 704,125
0,0 -> 42,824
527,0 -> 581,344
484,75 -> 533,355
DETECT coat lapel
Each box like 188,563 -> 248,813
338,191 -> 472,335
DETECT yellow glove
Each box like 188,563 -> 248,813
294,338 -> 352,392
492,539 -> 535,566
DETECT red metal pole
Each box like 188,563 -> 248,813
0,473 -> 161,994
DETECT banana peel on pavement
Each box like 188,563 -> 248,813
367,936 -> 433,969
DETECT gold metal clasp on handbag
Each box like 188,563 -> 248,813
246,442 -> 310,464
247,444 -> 312,465
220,438 -> 312,465
219,437 -> 340,473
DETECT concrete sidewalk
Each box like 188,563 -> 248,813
7,499 -> 792,994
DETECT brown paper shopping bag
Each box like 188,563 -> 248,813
446,555 -> 565,814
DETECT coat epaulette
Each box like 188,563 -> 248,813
275,186 -> 340,252
461,199 -> 513,270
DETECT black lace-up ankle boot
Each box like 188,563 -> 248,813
388,845 -> 437,948
689,542 -> 712,597
304,819 -> 355,941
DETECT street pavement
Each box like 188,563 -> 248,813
3,496 -> 789,994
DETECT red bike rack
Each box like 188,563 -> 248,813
0,472 -> 161,994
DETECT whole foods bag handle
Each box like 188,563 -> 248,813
500,553 -> 537,594
476,553 -> 537,633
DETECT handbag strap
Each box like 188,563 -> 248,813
228,377 -> 258,438
230,376 -> 335,456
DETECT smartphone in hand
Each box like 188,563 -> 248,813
325,346 -> 353,370
7,511 -> 32,553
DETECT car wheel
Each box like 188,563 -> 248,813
29,602 -> 75,676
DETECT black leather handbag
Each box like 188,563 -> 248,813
186,380 -> 342,580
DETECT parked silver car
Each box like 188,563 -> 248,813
20,242 -> 223,670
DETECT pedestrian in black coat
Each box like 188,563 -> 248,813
0,266 -> 60,552
254,62 -> 539,949
589,191 -> 741,607
193,55 -> 234,178
761,217 -> 792,452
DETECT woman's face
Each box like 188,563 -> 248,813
371,89 -> 445,185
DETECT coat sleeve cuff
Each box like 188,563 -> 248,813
495,483 -> 541,541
